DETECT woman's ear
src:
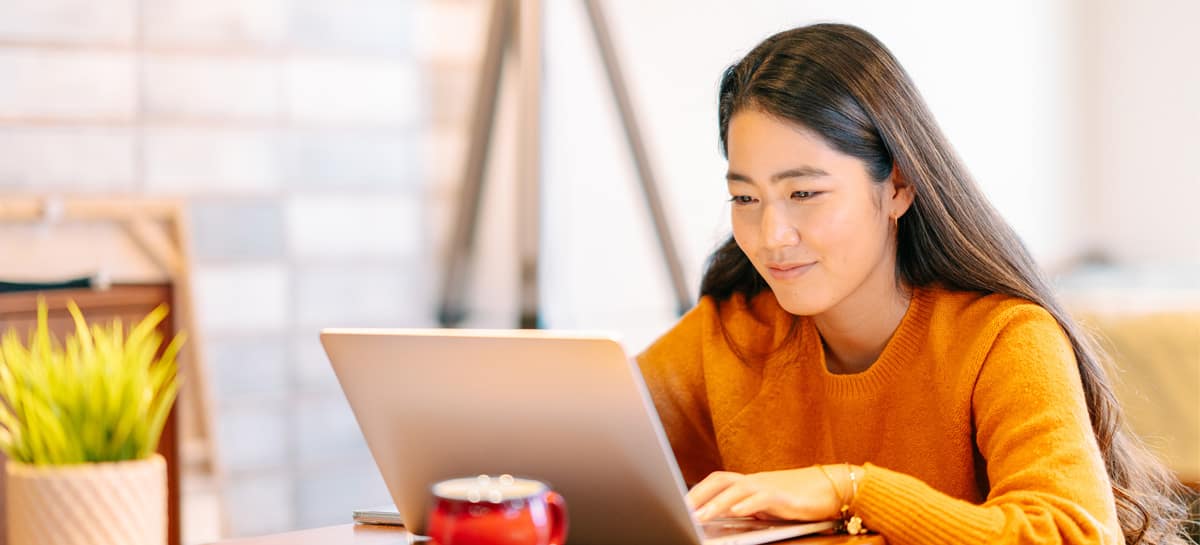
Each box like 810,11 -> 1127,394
887,166 -> 915,219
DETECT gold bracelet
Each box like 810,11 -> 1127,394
817,464 -> 846,507
842,464 -> 867,535
817,465 -> 855,534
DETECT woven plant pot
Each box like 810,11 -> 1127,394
6,454 -> 166,545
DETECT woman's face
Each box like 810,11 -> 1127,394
725,108 -> 910,316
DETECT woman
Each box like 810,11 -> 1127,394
637,23 -> 1187,545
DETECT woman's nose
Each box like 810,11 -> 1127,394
761,201 -> 800,249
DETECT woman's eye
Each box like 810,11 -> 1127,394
728,195 -> 756,205
792,191 -> 819,200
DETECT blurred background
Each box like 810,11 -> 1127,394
0,0 -> 1196,542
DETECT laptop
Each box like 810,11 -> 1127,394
321,328 -> 834,545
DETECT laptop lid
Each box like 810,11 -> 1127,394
321,328 -> 832,545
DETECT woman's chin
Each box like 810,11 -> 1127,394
770,288 -> 833,317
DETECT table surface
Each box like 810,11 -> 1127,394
206,523 -> 886,545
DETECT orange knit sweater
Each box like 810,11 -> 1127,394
637,286 -> 1122,545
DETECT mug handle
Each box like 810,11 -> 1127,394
543,491 -> 569,545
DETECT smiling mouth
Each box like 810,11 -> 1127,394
766,262 -> 816,280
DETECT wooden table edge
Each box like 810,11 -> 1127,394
204,522 -> 885,545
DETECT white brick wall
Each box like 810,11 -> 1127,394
0,0 -> 443,539
285,56 -> 423,125
295,465 -> 391,529
143,128 -> 281,194
0,49 -> 136,119
0,0 -> 135,43
290,0 -> 417,53
222,473 -> 295,536
292,263 -> 432,329
291,335 -> 340,394
143,0 -> 288,48
206,336 -> 290,399
281,129 -> 422,189
285,196 -> 422,259
190,200 -> 286,260
214,403 -> 291,471
0,127 -> 135,190
144,56 -> 284,120
291,397 -> 370,466
193,263 -> 290,333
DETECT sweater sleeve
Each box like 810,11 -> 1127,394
636,298 -> 723,486
851,306 -> 1123,545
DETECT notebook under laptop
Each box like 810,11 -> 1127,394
321,328 -> 833,545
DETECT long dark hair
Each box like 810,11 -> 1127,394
703,23 -> 1188,544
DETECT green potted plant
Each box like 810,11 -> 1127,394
0,299 -> 183,545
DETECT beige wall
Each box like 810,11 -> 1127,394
1078,0 -> 1200,265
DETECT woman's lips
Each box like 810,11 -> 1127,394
767,262 -> 816,280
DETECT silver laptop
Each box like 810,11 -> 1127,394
321,328 -> 833,545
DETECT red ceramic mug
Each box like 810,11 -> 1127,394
427,475 -> 568,545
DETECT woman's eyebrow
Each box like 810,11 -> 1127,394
725,166 -> 831,184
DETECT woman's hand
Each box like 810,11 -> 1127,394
687,466 -> 852,522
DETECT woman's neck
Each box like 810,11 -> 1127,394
814,272 -> 912,375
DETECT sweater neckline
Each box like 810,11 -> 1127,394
802,285 -> 935,398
